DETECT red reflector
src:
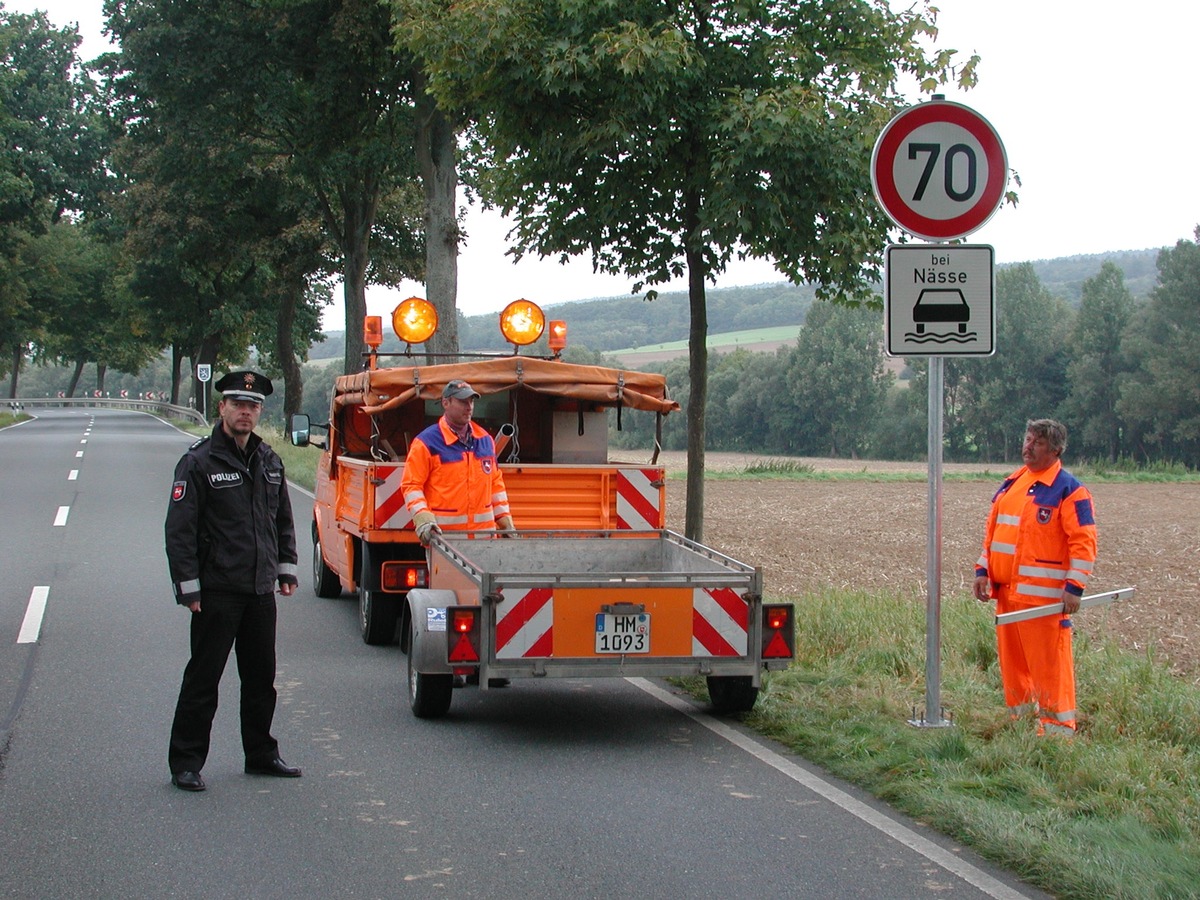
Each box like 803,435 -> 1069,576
452,610 -> 475,633
449,633 -> 479,663
764,631 -> 792,659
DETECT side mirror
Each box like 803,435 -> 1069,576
289,414 -> 311,447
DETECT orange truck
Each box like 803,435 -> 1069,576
290,299 -> 793,717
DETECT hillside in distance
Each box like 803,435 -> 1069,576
310,248 -> 1162,360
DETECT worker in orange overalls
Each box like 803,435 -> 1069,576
973,419 -> 1097,736
401,379 -> 514,545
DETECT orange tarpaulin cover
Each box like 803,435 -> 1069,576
334,356 -> 679,416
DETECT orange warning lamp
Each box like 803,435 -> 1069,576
499,299 -> 546,347
392,296 -> 438,345
548,320 -> 567,353
363,316 -> 384,349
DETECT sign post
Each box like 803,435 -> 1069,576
871,97 -> 1006,728
196,364 -> 212,421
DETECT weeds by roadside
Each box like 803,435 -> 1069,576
681,588 -> 1200,899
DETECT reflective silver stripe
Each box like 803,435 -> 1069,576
975,553 -> 988,569
471,511 -> 494,524
278,563 -> 298,578
177,579 -> 201,595
1018,564 -> 1067,579
403,490 -> 429,513
1066,569 -> 1091,586
438,514 -> 468,525
989,541 -> 1016,555
1042,722 -> 1075,737
996,514 -> 1021,526
1009,702 -> 1036,717
1070,558 -> 1094,573
492,502 -> 511,517
1016,583 -> 1062,599
1049,708 -> 1075,722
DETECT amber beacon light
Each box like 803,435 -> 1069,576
499,299 -> 546,347
392,296 -> 439,345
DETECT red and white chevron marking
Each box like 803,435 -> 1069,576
495,587 -> 554,658
616,468 -> 663,529
372,464 -> 413,529
692,587 -> 749,657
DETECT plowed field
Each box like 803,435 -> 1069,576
650,453 -> 1200,681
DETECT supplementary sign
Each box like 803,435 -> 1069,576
871,99 -> 1008,242
885,244 -> 995,357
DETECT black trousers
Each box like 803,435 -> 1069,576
168,590 -> 279,774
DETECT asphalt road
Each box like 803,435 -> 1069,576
0,409 -> 1047,899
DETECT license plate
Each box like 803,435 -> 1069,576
594,613 -> 650,653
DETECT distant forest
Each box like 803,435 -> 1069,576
309,248 -> 1162,360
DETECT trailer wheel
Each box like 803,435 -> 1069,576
707,676 -> 758,713
359,553 -> 399,646
407,618 -> 452,719
312,524 -> 341,599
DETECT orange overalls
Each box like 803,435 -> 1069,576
975,460 -> 1097,735
401,417 -> 511,533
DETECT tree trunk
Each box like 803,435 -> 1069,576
276,277 -> 304,421
339,191 -> 379,376
170,344 -> 183,405
193,335 -> 222,422
96,363 -> 107,394
684,243 -> 708,544
417,91 -> 460,359
67,359 -> 85,397
7,345 -> 21,398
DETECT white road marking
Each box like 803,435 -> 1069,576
18,587 -> 50,644
68,470 -> 79,481
53,506 -> 69,526
631,678 -> 1031,900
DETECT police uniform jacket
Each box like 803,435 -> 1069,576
165,423 -> 299,605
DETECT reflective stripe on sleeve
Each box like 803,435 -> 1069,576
996,514 -> 1021,526
176,579 -> 201,595
989,540 -> 1016,555
279,563 -> 298,578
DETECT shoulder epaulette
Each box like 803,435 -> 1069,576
188,436 -> 209,450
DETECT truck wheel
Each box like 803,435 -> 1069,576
407,618 -> 452,718
707,676 -> 759,713
312,524 -> 341,599
359,554 -> 399,646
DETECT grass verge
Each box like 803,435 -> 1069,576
678,588 -> 1200,899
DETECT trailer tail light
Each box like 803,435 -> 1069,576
381,562 -> 427,593
447,607 -> 481,663
762,604 -> 795,659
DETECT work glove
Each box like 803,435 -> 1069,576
413,511 -> 441,545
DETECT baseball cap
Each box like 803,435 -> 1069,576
442,379 -> 480,401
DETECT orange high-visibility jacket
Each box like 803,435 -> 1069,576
975,460 -> 1097,602
401,417 -> 511,531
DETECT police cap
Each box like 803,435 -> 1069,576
215,370 -> 273,404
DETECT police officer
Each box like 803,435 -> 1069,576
164,370 -> 301,791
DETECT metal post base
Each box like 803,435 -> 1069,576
907,707 -> 955,728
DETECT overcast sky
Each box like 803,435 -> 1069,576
9,0 -> 1198,325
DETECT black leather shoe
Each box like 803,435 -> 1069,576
245,757 -> 301,778
172,771 -> 206,792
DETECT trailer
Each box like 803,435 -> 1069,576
405,529 -> 795,718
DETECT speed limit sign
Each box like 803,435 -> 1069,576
871,98 -> 1007,242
